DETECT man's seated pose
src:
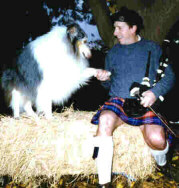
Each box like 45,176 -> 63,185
91,7 -> 175,188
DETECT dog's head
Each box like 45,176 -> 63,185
66,23 -> 91,59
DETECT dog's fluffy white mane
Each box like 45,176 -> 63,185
30,25 -> 89,104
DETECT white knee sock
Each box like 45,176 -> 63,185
150,141 -> 169,166
93,136 -> 113,185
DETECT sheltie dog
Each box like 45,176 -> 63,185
1,23 -> 101,119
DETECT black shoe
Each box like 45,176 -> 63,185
98,182 -> 114,188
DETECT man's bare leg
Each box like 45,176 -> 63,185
94,110 -> 123,185
140,124 -> 168,166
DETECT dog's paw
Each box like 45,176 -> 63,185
38,111 -> 53,120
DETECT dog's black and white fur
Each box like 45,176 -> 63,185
2,23 -> 102,119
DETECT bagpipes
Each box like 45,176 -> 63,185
123,41 -> 178,138
125,81 -> 178,138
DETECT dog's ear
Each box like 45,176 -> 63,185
66,23 -> 87,43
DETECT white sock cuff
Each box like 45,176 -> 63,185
150,141 -> 169,156
93,136 -> 113,147
150,141 -> 169,166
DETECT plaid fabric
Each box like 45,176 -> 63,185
91,97 -> 174,145
91,97 -> 165,127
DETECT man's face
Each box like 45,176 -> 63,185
113,21 -> 135,45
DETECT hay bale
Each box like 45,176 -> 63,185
0,108 -> 155,185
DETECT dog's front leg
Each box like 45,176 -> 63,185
82,68 -> 98,78
24,100 -> 38,119
11,89 -> 21,119
44,105 -> 53,119
36,88 -> 53,119
36,99 -> 53,119
82,68 -> 111,79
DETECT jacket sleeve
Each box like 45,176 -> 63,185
150,44 -> 176,99
151,64 -> 176,98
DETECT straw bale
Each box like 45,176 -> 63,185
0,108 -> 155,185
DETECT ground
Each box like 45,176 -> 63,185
0,149 -> 178,188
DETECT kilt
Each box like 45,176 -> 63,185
91,97 -> 173,144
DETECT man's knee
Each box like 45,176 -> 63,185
143,125 -> 166,150
99,111 -> 114,125
98,111 -> 118,136
147,132 -> 166,150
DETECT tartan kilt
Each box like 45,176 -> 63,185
91,97 -> 173,144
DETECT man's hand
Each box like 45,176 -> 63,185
96,69 -> 111,81
140,90 -> 156,108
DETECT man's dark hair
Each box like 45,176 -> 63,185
111,7 -> 144,34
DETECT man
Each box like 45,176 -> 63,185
91,7 -> 175,188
